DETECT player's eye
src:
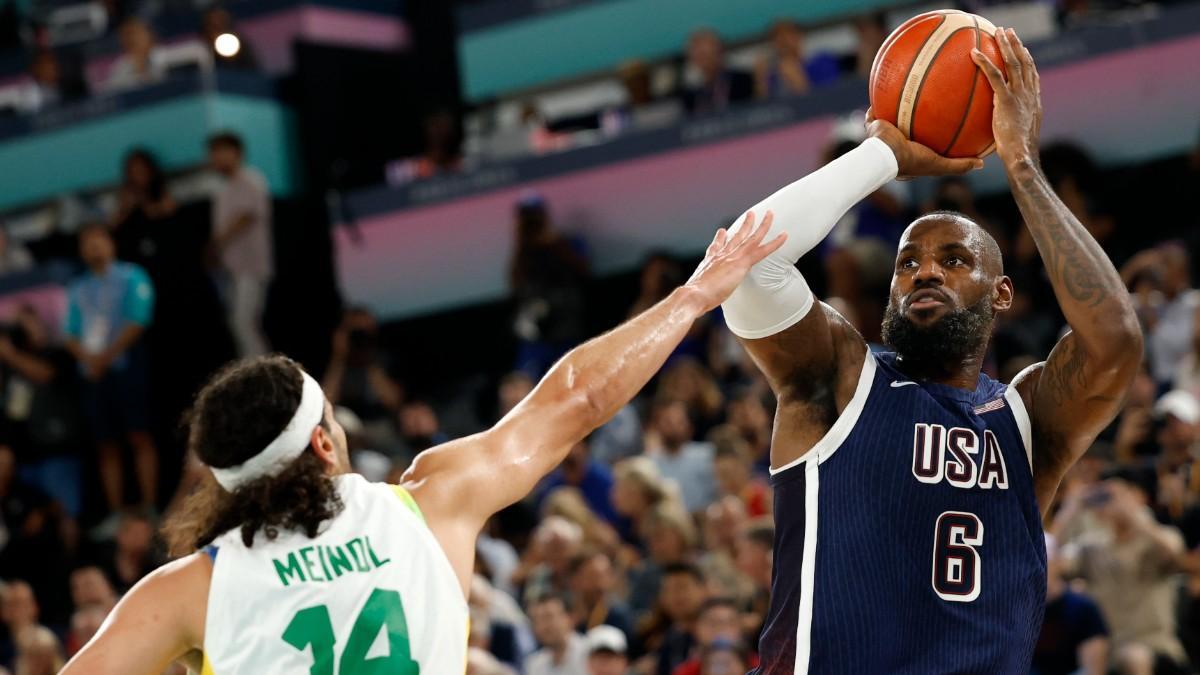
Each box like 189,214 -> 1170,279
899,258 -> 918,269
944,256 -> 964,267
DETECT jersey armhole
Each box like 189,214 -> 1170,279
1002,384 -> 1034,470
388,484 -> 426,523
770,350 -> 877,475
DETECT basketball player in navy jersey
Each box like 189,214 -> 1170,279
721,30 -> 1142,673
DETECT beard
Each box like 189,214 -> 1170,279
881,294 -> 994,371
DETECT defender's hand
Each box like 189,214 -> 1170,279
685,211 -> 787,312
865,113 -> 982,179
971,28 -> 1043,170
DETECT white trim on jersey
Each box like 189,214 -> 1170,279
794,455 -> 821,674
770,350 -> 877,476
1002,384 -> 1033,470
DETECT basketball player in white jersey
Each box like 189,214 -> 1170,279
57,212 -> 799,674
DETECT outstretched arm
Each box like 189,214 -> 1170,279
973,30 -> 1142,510
61,554 -> 210,675
402,213 -> 786,593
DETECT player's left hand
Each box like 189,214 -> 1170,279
971,27 -> 1043,169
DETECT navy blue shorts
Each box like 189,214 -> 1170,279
82,349 -> 150,442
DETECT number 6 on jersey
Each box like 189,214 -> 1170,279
932,511 -> 983,602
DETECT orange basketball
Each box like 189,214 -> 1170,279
869,10 -> 1007,158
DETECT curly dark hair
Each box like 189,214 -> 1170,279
162,355 -> 344,556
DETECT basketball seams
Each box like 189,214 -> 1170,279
906,24 -> 976,144
895,15 -> 947,137
941,16 -> 984,155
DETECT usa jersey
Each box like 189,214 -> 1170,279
754,351 -> 1046,674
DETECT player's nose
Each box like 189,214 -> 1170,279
913,258 -> 946,285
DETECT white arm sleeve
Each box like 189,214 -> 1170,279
721,137 -> 899,339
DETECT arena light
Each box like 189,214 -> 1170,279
214,32 -> 241,58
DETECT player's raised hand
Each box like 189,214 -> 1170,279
685,211 -> 787,312
971,27 -> 1043,169
865,110 -> 983,179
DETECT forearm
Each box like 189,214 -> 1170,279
215,213 -> 255,249
104,324 -> 145,359
3,351 -> 55,383
1008,160 -> 1139,358
722,138 -> 897,338
322,358 -> 345,404
64,339 -> 86,361
525,285 -> 708,449
1078,638 -> 1108,675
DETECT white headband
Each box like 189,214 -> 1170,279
211,370 -> 326,491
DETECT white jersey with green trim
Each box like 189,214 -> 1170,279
202,473 -> 467,675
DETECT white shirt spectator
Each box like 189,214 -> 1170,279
652,441 -> 717,512
1149,289 -> 1200,385
523,632 -> 588,675
105,50 -> 167,92
213,166 -> 273,280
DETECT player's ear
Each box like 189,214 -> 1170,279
992,275 -> 1014,313
310,426 -> 338,470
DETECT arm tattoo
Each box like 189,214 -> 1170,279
1014,171 -> 1114,308
1040,338 -> 1089,408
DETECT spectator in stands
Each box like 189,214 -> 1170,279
65,604 -> 106,658
639,562 -> 708,675
497,370 -> 534,420
387,107 -> 464,184
21,49 -> 85,114
698,638 -> 750,675
0,228 -> 33,276
96,509 -> 157,593
696,496 -> 751,606
468,647 -> 519,675
468,575 -> 525,670
755,19 -> 843,99
1150,390 -> 1200,523
1123,243 -> 1199,388
585,624 -> 628,675
657,359 -> 725,438
1033,534 -> 1109,675
0,306 -> 83,519
569,550 -> 632,639
711,388 -> 773,477
397,399 -> 447,456
681,28 -> 754,115
200,7 -> 258,71
672,597 -> 757,675
525,593 -> 588,675
63,224 -> 157,527
628,504 -> 698,623
848,13 -> 889,79
541,488 -> 619,556
735,519 -> 773,642
1053,475 -> 1189,675
208,131 -> 273,358
110,148 -> 176,271
540,440 -> 619,525
710,427 -> 768,516
630,252 -> 685,318
67,567 -> 115,615
106,17 -> 166,92
509,192 -> 589,378
644,399 -> 716,513
611,456 -> 677,545
12,624 -> 62,675
323,307 -> 404,452
515,516 -> 584,602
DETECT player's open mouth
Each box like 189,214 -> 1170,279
907,289 -> 949,310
